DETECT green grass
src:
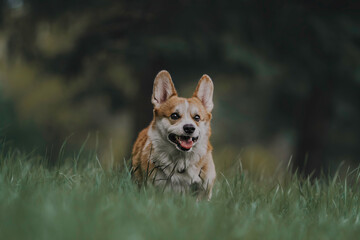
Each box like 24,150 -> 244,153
0,148 -> 360,240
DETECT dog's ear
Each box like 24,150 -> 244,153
152,70 -> 177,107
193,74 -> 214,112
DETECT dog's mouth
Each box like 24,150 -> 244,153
168,133 -> 199,151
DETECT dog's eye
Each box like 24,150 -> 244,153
170,113 -> 180,120
194,115 -> 200,122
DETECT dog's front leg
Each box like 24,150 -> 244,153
198,156 -> 216,200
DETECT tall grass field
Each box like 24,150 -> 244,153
0,145 -> 360,240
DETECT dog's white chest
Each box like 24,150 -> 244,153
149,150 -> 202,193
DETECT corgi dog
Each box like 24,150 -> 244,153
131,70 -> 216,199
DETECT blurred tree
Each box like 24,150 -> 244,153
0,0 -> 359,175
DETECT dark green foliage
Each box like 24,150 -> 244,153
0,0 -> 359,175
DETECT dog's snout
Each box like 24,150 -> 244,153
183,124 -> 195,134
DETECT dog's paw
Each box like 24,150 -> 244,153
190,176 -> 204,196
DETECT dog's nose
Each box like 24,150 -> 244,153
183,124 -> 195,134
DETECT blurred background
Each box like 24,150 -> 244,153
0,0 -> 359,177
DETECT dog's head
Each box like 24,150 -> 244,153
151,70 -> 214,152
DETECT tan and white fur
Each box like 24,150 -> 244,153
131,70 -> 216,199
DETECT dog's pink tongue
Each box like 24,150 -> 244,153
180,139 -> 193,150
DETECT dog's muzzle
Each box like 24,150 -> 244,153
168,133 -> 199,151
